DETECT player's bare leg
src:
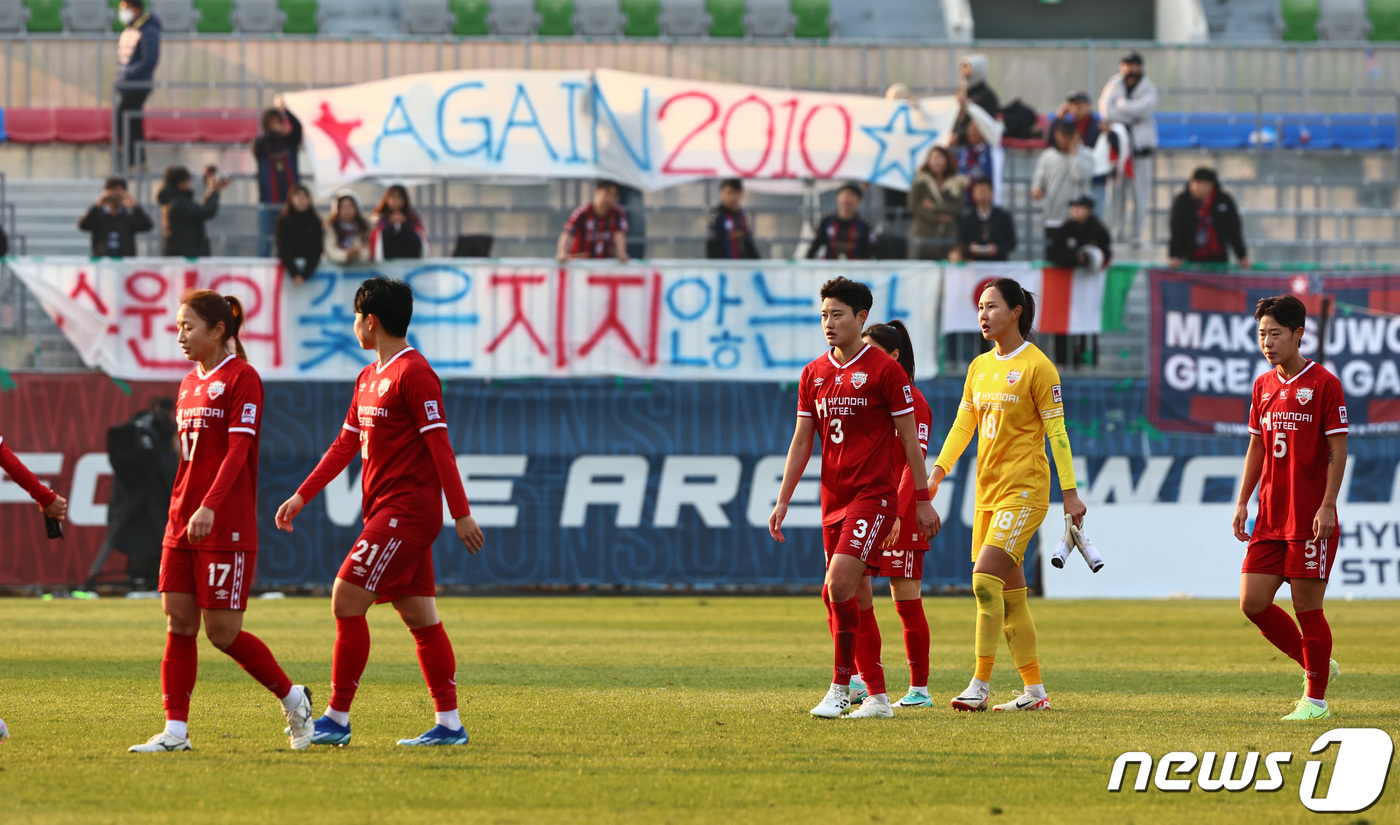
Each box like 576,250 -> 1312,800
130,593 -> 199,752
890,577 -> 932,708
393,595 -> 469,745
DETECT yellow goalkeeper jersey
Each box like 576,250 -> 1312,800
933,341 -> 1077,511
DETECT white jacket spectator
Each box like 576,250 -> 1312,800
1097,51 -> 1158,244
1031,122 -> 1094,241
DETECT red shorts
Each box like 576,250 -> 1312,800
338,518 -> 439,602
822,509 -> 895,573
159,544 -> 255,611
878,546 -> 927,579
1243,535 -> 1336,580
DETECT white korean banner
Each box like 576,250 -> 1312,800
941,261 -> 1106,336
282,69 -> 968,195
10,258 -> 942,382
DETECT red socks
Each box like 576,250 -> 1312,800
895,598 -> 931,687
222,631 -> 294,699
161,632 -> 198,723
1246,604 -> 1304,666
410,622 -> 459,712
831,596 -> 859,686
330,615 -> 372,713
1297,609 -> 1333,701
820,584 -> 835,639
855,607 -> 886,697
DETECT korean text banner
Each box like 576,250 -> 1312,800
281,69 -> 968,194
1148,269 -> 1400,435
9,258 -> 942,382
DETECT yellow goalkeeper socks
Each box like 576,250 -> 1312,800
972,572 -> 1006,681
1002,586 -> 1042,686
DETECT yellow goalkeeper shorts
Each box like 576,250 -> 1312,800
971,506 -> 1047,566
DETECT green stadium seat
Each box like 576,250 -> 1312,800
195,0 -> 235,31
706,0 -> 743,36
279,0 -> 318,32
621,0 -> 659,34
24,0 -> 64,32
109,0 -> 124,32
1280,0 -> 1320,41
1370,0 -> 1400,39
535,0 -> 574,34
451,0 -> 490,34
791,0 -> 829,37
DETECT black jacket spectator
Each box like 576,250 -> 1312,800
158,182 -> 220,258
371,218 -> 427,260
1048,215 -> 1113,269
253,107 -> 303,206
706,205 -> 760,259
79,202 -> 154,258
956,206 -> 1016,262
276,206 -> 323,281
953,53 -> 1000,142
1169,183 -> 1247,265
807,214 -> 876,260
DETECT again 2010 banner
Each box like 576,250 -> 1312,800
9,258 -> 942,383
1149,269 -> 1400,435
282,69 -> 984,194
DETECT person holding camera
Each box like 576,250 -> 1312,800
158,165 -> 228,258
79,178 -> 154,258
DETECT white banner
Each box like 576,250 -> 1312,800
283,69 -> 972,195
9,258 -> 941,382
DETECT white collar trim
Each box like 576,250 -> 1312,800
197,353 -> 237,380
827,344 -> 871,370
376,346 -> 415,374
993,341 -> 1031,361
1279,360 -> 1314,385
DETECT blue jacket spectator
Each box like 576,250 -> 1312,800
252,97 -> 304,257
114,1 -> 161,170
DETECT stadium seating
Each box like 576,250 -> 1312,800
1372,0 -> 1400,38
63,0 -> 112,31
0,0 -> 29,31
278,0 -> 318,32
1152,112 -> 1398,150
620,0 -> 659,34
3,108 -> 57,142
195,0 -> 235,31
574,0 -> 624,35
658,0 -> 709,34
489,0 -> 539,32
1318,0 -> 1372,37
450,0 -> 489,33
791,0 -> 830,37
153,0 -> 200,32
54,107 -> 110,142
536,0 -> 574,34
744,0 -> 794,36
706,0 -> 744,36
402,0 -> 456,33
23,0 -> 63,32
232,0 -> 284,31
143,110 -> 202,142
1279,0 -> 1320,39
199,109 -> 260,142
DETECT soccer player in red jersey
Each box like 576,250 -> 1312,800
130,290 -> 315,753
862,321 -> 936,709
769,277 -> 941,720
1233,295 -> 1347,721
276,278 -> 484,747
0,435 -> 68,520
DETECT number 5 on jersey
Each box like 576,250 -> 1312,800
1272,430 -> 1286,458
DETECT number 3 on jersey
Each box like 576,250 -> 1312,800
829,417 -> 844,444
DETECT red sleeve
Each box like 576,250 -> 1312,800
0,438 -> 58,508
402,365 -> 470,519
296,400 -> 360,502
881,360 -> 915,418
227,367 -> 262,439
1323,375 -> 1348,435
563,205 -> 585,237
424,427 -> 470,519
201,433 -> 253,512
1247,380 -> 1262,435
896,398 -> 931,513
796,364 -> 814,418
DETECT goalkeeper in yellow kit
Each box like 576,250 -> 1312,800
927,278 -> 1086,711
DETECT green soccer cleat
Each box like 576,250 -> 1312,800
1301,659 -> 1340,692
848,674 -> 869,705
895,688 -> 932,708
1282,698 -> 1330,721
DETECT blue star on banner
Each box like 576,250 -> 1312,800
860,106 -> 940,187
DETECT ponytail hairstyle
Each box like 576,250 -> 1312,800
180,288 -> 247,361
989,277 -> 1037,340
862,320 -> 916,381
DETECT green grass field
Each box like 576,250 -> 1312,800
1,596 -> 1397,824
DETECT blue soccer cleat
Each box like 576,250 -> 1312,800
308,716 -> 352,746
397,724 -> 470,746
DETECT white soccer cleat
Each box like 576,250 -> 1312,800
128,731 -> 192,752
950,679 -> 992,712
992,690 -> 1051,712
810,684 -> 852,718
845,695 -> 894,719
283,686 -> 315,751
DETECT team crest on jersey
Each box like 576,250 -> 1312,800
377,379 -> 392,397
1006,370 -> 1022,386
851,372 -> 868,388
1296,387 -> 1314,406
207,381 -> 225,400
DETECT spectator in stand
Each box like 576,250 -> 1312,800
1098,52 -> 1158,245
557,180 -> 630,263
252,95 -> 304,258
1169,167 -> 1250,269
706,179 -> 760,260
370,185 -> 431,261
950,177 -> 1015,263
1051,92 -> 1101,149
908,146 -> 966,260
1048,195 -> 1112,271
275,184 -> 322,283
157,165 -> 225,258
79,181 -> 154,258
323,190 -> 370,265
953,54 -> 999,143
114,0 -> 161,171
954,120 -> 1004,206
806,183 -> 876,260
1031,120 -> 1094,258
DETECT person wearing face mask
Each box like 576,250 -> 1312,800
114,0 -> 162,172
79,180 -> 154,258
1098,52 -> 1158,246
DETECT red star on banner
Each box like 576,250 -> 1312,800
314,102 -> 365,173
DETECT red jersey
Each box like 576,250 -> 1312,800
887,386 -> 933,549
564,203 -> 628,259
165,354 -> 262,551
797,345 -> 916,526
338,347 -> 467,532
1247,360 -> 1348,540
